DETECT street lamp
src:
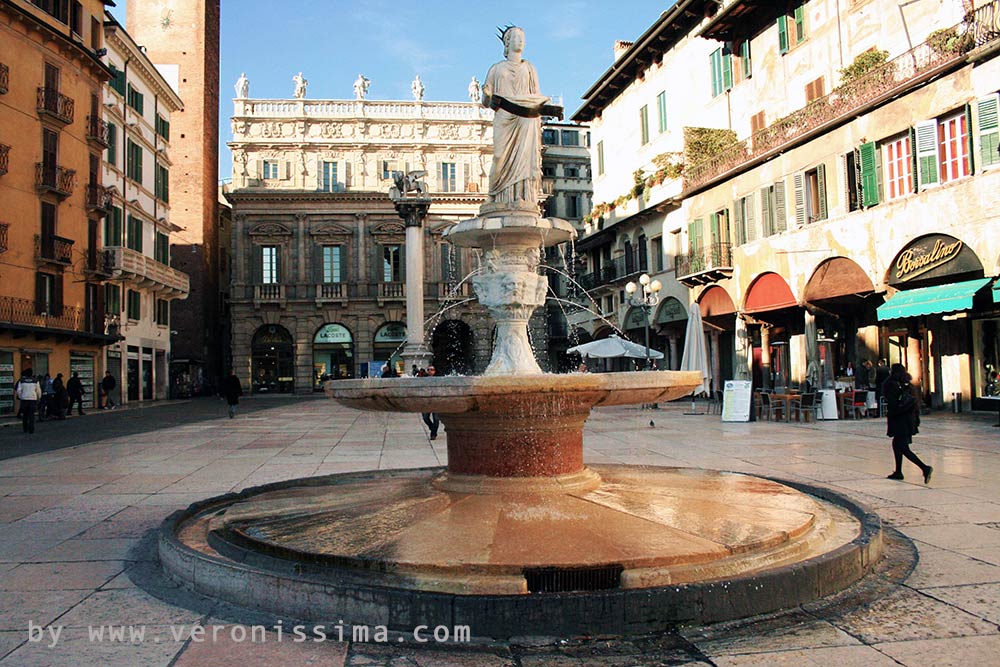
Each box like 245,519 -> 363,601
625,273 -> 662,370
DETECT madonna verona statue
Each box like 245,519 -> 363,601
481,26 -> 562,213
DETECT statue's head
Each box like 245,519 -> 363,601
499,25 -> 524,57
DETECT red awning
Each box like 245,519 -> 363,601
744,273 -> 798,313
698,286 -> 736,318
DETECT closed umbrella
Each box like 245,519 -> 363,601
804,312 -> 819,389
680,302 -> 711,397
567,334 -> 664,360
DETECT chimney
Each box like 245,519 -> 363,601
614,40 -> 634,62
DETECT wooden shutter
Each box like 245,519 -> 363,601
314,244 -> 324,283
794,5 -> 805,42
344,161 -> 352,188
251,245 -> 263,283
35,274 -> 46,314
283,160 -> 291,180
774,181 -> 787,232
745,192 -> 756,241
914,120 -> 939,188
741,40 -> 752,79
53,273 -> 63,317
965,103 -> 975,174
977,94 -> 1000,167
315,159 -> 323,190
732,199 -> 744,245
722,44 -> 733,91
760,187 -> 772,236
710,49 -> 722,97
816,163 -> 828,221
275,246 -> 283,282
688,219 -> 704,254
793,172 -> 806,226
777,15 -> 789,54
859,141 -> 879,207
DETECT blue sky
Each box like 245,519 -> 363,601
108,1 -> 672,178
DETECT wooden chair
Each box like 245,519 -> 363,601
790,392 -> 822,422
759,392 -> 781,421
753,390 -> 763,420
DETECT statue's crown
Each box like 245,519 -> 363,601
496,24 -> 516,43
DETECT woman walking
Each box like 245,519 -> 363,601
884,363 -> 932,484
223,371 -> 243,419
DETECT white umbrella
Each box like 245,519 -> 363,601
679,302 -> 711,396
567,334 -> 664,360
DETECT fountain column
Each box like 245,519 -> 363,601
392,195 -> 434,372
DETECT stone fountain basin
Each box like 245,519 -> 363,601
325,370 -> 704,414
442,213 -> 577,248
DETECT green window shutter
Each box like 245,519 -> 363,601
709,212 -> 720,246
774,181 -> 787,232
965,103 -> 976,174
977,94 -> 1000,167
733,199 -> 744,245
794,5 -> 805,43
657,91 -> 667,133
745,193 -> 756,241
639,105 -> 649,145
106,123 -> 117,166
778,15 -> 789,55
710,48 -> 722,97
741,40 -> 752,79
760,187 -> 772,236
858,142 -> 880,207
816,163 -> 828,221
722,44 -> 733,91
688,219 -> 704,254
793,172 -> 806,226
914,120 -> 939,188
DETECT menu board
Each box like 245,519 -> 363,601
70,355 -> 96,409
0,353 -> 13,415
722,380 -> 753,422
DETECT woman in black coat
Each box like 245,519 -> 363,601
222,372 -> 243,419
884,364 -> 932,483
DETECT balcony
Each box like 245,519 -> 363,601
684,21 -> 995,192
576,250 -> 647,292
35,163 -> 76,199
85,244 -> 112,277
377,282 -> 405,304
86,183 -> 111,214
35,234 -> 74,265
0,62 -> 8,95
675,242 -> 733,287
0,223 -> 8,253
315,282 -> 348,305
438,282 -> 474,300
0,144 -> 8,176
253,283 -> 285,306
105,246 -> 191,297
0,296 -> 116,343
36,87 -> 74,125
86,115 -> 110,147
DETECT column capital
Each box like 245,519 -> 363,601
393,198 -> 432,228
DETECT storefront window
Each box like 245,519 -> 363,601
313,323 -> 354,389
973,318 -> 1000,398
252,325 -> 295,393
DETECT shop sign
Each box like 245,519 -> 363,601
314,324 -> 352,345
655,298 -> 688,324
256,325 -> 293,345
374,323 -> 407,343
889,234 -> 982,286
625,307 -> 649,330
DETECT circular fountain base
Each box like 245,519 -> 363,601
160,465 -> 882,637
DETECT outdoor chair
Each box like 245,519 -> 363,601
707,389 -> 723,415
759,391 -> 780,421
790,392 -> 822,422
841,390 -> 869,419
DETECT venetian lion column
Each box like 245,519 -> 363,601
391,188 -> 433,372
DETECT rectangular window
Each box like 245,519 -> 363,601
740,39 -> 752,79
976,94 -> 1000,168
104,206 -> 122,246
261,246 -> 279,284
938,111 -> 970,182
381,160 -> 396,180
383,245 -> 402,282
104,284 -> 121,315
651,236 -> 664,272
440,162 -> 456,192
709,46 -> 732,97
560,130 -> 579,146
542,128 -> 559,145
777,15 -> 789,54
319,161 -> 337,191
566,194 -> 579,219
760,181 -> 787,236
126,215 -> 143,252
106,122 -> 117,166
155,231 -> 169,264
564,165 -> 580,178
639,105 -> 649,145
155,163 -> 169,202
793,165 -> 828,225
70,0 -> 82,34
793,4 -> 806,43
155,298 -> 169,326
805,76 -> 825,102
733,193 -> 756,245
155,114 -> 170,140
844,150 -> 860,212
750,111 -> 766,137
126,139 -> 142,183
126,289 -> 141,321
656,91 -> 667,133
597,140 -> 604,176
883,136 -> 911,200
263,159 -> 280,180
35,273 -> 59,315
126,84 -> 144,116
322,245 -> 342,283
109,63 -> 126,96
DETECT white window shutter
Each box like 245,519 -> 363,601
745,192 -> 756,241
816,163 -> 828,221
759,187 -> 771,236
774,180 -> 787,232
793,172 -> 806,226
914,120 -> 939,188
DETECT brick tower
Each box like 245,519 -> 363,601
125,0 -> 222,393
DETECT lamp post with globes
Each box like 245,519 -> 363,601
625,273 -> 662,370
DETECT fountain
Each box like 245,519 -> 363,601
159,26 -> 881,638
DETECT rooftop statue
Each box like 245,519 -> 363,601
235,72 -> 249,99
353,73 -> 370,100
292,72 -> 307,99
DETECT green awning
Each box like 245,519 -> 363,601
877,278 -> 990,321
994,280 -> 1000,304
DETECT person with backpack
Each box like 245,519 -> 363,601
884,363 -> 932,484
15,369 -> 41,434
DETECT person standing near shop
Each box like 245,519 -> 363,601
66,372 -> 86,416
15,369 -> 41,434
100,371 -> 117,410
884,363 -> 932,484
222,370 -> 243,419
51,373 -> 68,420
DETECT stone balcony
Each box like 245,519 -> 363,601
234,98 -> 493,122
105,246 -> 190,298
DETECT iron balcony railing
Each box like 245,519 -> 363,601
576,250 -> 647,291
0,296 -> 104,335
35,163 -> 76,198
86,115 -> 110,147
0,62 -> 8,95
0,143 -> 8,176
684,20 -> 996,191
35,234 -> 74,265
675,242 -> 733,278
36,87 -> 74,124
86,244 -> 112,276
86,183 -> 111,213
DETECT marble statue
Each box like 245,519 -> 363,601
292,72 -> 307,99
353,73 -> 370,100
481,26 -> 562,211
235,72 -> 249,99
468,76 -> 482,104
411,75 -> 424,101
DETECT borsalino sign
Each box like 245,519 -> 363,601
888,234 -> 982,286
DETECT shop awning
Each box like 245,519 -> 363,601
877,278 -> 991,320
993,280 -> 1000,303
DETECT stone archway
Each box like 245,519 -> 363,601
251,324 -> 294,394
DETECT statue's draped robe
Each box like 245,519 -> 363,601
482,59 -> 548,207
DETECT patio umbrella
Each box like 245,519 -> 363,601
567,334 -> 664,360
679,302 -> 711,396
804,311 -> 819,388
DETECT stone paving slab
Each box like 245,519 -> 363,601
0,396 -> 998,665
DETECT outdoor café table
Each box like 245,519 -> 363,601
769,391 -> 801,422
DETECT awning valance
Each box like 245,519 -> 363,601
993,280 -> 1000,304
876,278 -> 991,320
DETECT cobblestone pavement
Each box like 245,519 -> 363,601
0,395 -> 997,666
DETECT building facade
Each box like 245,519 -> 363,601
125,0 -> 222,395
101,16 -> 189,405
226,91 -> 557,393
0,0 -> 119,413
574,0 -> 1000,411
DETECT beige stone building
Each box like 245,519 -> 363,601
226,90 -> 561,393
574,0 -> 1000,411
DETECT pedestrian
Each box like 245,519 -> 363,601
381,363 -> 398,378
66,372 -> 86,416
861,359 -> 876,390
421,366 -> 440,440
15,369 -> 41,434
51,373 -> 68,419
884,363 -> 932,484
101,371 -> 116,409
874,359 -> 890,400
39,373 -> 54,420
222,370 -> 243,419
